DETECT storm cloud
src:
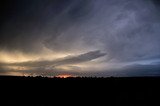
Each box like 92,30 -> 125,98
0,0 -> 160,76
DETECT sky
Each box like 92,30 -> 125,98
0,0 -> 160,77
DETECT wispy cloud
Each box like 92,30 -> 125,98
0,50 -> 106,69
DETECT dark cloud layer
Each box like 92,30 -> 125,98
0,0 -> 92,53
0,0 -> 160,76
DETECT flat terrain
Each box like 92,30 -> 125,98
0,76 -> 159,105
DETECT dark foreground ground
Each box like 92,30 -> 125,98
0,76 -> 160,105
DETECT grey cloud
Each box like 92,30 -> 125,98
84,63 -> 160,77
118,64 -> 160,77
44,0 -> 160,62
96,0 -> 160,62
56,50 -> 106,65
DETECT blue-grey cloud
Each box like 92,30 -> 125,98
83,63 -> 160,77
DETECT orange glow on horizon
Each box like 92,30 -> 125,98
55,74 -> 75,78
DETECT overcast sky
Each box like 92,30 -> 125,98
0,0 -> 160,77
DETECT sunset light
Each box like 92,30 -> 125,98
55,74 -> 75,78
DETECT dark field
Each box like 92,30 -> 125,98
0,76 -> 159,105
